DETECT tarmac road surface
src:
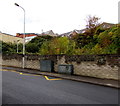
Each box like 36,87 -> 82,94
2,69 -> 118,104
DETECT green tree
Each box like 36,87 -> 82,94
26,43 -> 39,53
30,35 -> 53,47
26,35 -> 53,54
96,25 -> 120,54
39,37 -> 76,55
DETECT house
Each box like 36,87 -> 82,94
16,33 -> 40,43
59,22 -> 115,38
16,33 -> 39,38
25,36 -> 37,43
59,29 -> 85,38
0,32 -> 23,44
40,30 -> 58,37
98,22 -> 115,29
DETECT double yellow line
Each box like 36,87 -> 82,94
1,69 -> 40,76
19,72 -> 40,76
1,69 -> 62,81
0,69 -> 16,72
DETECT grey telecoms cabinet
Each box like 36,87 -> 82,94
40,60 -> 54,72
58,64 -> 73,75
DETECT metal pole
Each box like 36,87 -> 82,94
15,3 -> 25,68
23,7 -> 25,69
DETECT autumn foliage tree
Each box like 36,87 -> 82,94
85,15 -> 101,36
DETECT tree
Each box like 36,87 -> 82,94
30,35 -> 53,47
1,41 -> 18,54
26,43 -> 39,53
72,15 -> 101,49
84,15 -> 101,36
26,35 -> 53,54
39,37 -> 76,55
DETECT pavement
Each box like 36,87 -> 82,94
2,66 -> 119,88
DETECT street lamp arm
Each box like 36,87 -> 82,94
15,3 -> 19,7
14,3 -> 25,13
19,6 -> 25,13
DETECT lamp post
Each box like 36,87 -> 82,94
15,3 -> 25,68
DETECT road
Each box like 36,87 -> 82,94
2,68 -> 118,104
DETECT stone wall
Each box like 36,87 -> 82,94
1,54 -> 119,80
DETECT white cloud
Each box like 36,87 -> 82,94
0,0 -> 119,35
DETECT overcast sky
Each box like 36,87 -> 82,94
0,0 -> 119,35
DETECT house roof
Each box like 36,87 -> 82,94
41,30 -> 57,37
59,29 -> 85,37
99,22 -> 115,29
16,33 -> 39,38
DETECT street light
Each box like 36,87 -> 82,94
15,3 -> 25,68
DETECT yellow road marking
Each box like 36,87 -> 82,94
19,73 -> 40,76
0,69 -> 17,72
10,70 -> 17,72
1,69 -> 41,77
48,78 -> 63,81
1,69 -> 21,74
0,69 -> 8,71
1,69 -> 60,80
44,76 -> 49,80
44,76 -> 62,81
